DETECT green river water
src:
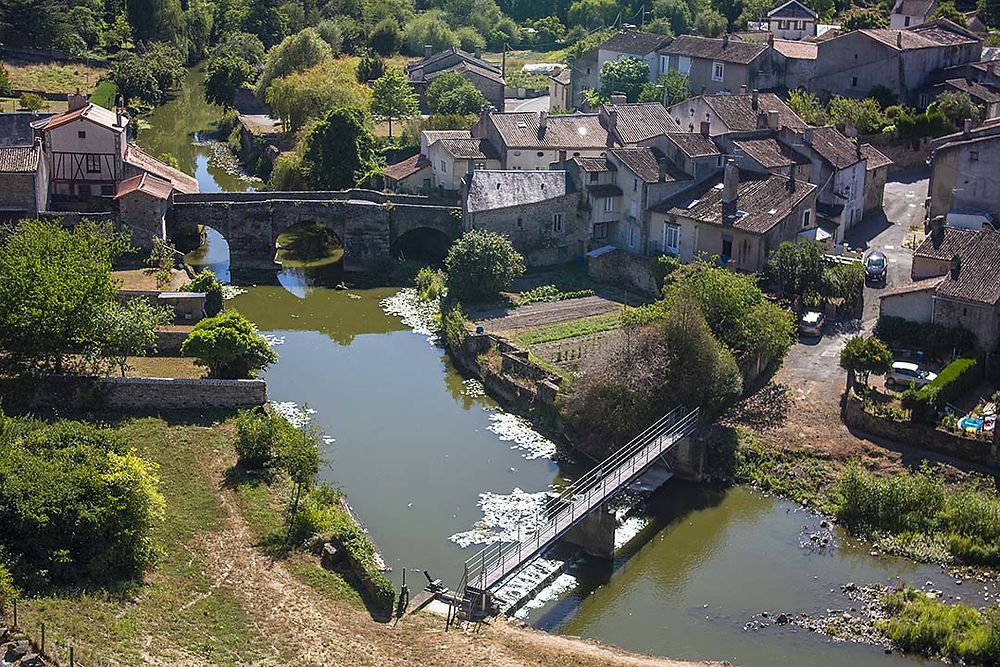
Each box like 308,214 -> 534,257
142,68 -> 993,667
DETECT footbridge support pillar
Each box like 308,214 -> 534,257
562,503 -> 616,560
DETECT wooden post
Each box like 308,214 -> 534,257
12,599 -> 16,628
71,647 -> 75,667
41,622 -> 45,654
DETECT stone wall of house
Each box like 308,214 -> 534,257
933,296 -> 1000,351
466,193 -> 585,267
0,173 -> 37,215
843,390 -> 999,467
586,248 -> 659,297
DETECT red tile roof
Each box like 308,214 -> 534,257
43,103 -> 127,133
384,153 -> 431,181
114,172 -> 174,200
123,146 -> 199,194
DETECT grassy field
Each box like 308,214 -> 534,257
0,97 -> 67,113
514,313 -> 621,346
1,60 -> 106,93
90,79 -> 117,108
127,355 -> 203,379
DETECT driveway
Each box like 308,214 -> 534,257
504,95 -> 550,113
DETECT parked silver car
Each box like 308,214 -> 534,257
885,361 -> 937,389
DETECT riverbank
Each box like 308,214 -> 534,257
9,412 -> 716,667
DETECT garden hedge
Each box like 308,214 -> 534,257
902,356 -> 981,423
874,316 -> 977,360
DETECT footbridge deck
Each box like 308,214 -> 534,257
458,406 -> 700,605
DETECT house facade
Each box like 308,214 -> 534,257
927,118 -> 1000,223
656,35 -> 777,96
767,0 -> 818,40
570,28 -> 669,111
890,0 -> 936,29
406,47 -> 506,112
549,69 -> 572,112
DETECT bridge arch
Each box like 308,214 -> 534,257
391,226 -> 454,264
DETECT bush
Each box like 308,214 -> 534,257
181,311 -> 278,378
515,284 -> 594,306
840,336 -> 893,387
234,407 -> 291,468
441,304 -> 469,350
875,316 -> 977,359
444,229 -> 525,302
415,267 -> 445,302
652,254 -> 681,290
0,563 -> 17,615
879,588 -> 1000,663
181,270 -> 225,316
901,356 -> 980,423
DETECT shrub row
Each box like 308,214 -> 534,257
902,356 -> 980,423
515,284 -> 594,306
874,316 -> 977,359
879,588 -> 1000,663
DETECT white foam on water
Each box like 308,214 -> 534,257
221,285 -> 247,299
615,515 -> 648,549
449,488 -> 553,548
262,334 -> 285,347
487,412 -> 557,460
462,378 -> 486,398
270,401 -> 316,428
512,572 -> 578,619
491,556 -> 568,610
380,288 -> 440,342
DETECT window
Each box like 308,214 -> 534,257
440,160 -> 447,173
629,199 -> 638,217
633,178 -> 638,192
970,150 -> 979,161
659,54 -> 669,75
721,236 -> 733,259
716,156 -> 723,167
712,62 -> 724,82
904,15 -> 910,26
516,217 -> 523,229
423,178 -> 431,189
851,76 -> 858,87
664,223 -> 680,254
628,226 -> 636,248
678,56 -> 692,75
593,222 -> 609,239
590,172 -> 599,182
802,209 -> 812,229
78,130 -> 86,139
553,212 -> 563,232
85,154 -> 101,173
603,197 -> 614,212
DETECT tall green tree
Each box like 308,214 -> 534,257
444,229 -> 525,301
0,220 -> 131,374
369,16 -> 403,55
599,56 -> 649,102
567,0 -> 618,28
279,425 -> 320,543
766,240 -> 827,302
371,67 -> 419,138
126,0 -> 183,43
204,32 -> 265,107
426,70 -> 488,113
840,336 -> 893,387
257,26 -> 332,96
303,107 -> 380,189
90,299 -> 172,377
181,310 -> 278,378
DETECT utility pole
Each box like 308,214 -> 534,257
502,42 -> 507,79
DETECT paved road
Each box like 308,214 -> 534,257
504,95 -> 550,113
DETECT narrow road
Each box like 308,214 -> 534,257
505,95 -> 551,113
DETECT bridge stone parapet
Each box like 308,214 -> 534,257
166,190 -> 461,275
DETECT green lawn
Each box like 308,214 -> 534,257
90,80 -> 116,109
1,61 -> 106,93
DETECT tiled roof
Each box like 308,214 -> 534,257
703,93 -> 808,132
123,146 -> 199,194
114,172 -> 173,200
0,145 -> 39,173
488,112 -> 608,149
914,226 -> 978,260
861,143 -> 893,170
573,156 -> 612,172
599,28 -> 670,55
938,78 -> 1000,103
384,153 -> 431,181
893,0 -> 935,18
768,0 -> 817,18
409,47 -> 501,76
551,69 -> 571,85
42,103 -> 127,133
438,137 -> 500,160
610,146 -> 689,184
734,137 -> 808,168
653,170 -> 815,235
880,275 -> 945,297
910,19 -> 979,44
659,35 -> 766,65
423,130 -> 472,145
857,20 -> 977,50
936,228 -> 1000,305
466,170 -> 568,213
804,126 -> 862,170
663,132 -> 721,157
423,60 -> 505,85
604,102 -> 675,144
772,39 -> 818,59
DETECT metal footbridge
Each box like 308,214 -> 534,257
454,405 -> 700,615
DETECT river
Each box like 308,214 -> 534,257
148,68 -> 990,667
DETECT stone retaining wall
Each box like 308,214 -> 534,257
586,249 -> 659,298
843,391 -> 999,467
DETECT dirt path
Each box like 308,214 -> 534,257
156,449 -> 718,667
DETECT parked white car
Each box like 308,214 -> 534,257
885,362 -> 937,389
798,311 -> 825,337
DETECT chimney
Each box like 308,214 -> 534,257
475,46 -> 482,59
723,34 -> 730,48
606,107 -> 617,148
803,127 -> 814,145
767,109 -> 779,129
722,159 -> 739,220
700,119 -> 711,136
610,93 -> 627,105
751,89 -> 759,110
740,84 -> 748,95
558,149 -> 567,165
855,138 -> 862,160
930,214 -> 946,243
787,165 -> 796,191
950,254 -> 962,279
897,32 -> 902,49
538,110 -> 548,138
767,33 -> 774,47
757,110 -> 768,129
424,44 -> 433,58
963,118 -> 972,136
68,90 -> 87,112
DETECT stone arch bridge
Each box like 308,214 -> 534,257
167,189 -> 461,274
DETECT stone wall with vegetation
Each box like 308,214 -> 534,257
586,249 -> 659,298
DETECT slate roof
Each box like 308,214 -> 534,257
659,35 -> 766,65
438,137 -> 500,160
914,226 -> 978,260
733,137 -> 808,168
893,0 -> 935,17
466,170 -> 568,213
0,112 -> 51,147
551,69 -> 571,85
861,143 -> 894,170
488,112 -> 608,149
936,228 -> 1000,305
937,78 -> 1000,104
702,93 -> 808,132
0,145 -> 39,173
610,146 -> 690,184
768,0 -> 817,18
604,102 -> 675,144
114,173 -> 173,200
772,39 -> 818,59
384,153 -> 431,181
804,126 -> 862,170
653,170 -> 815,235
42,103 -> 128,133
663,132 -> 721,157
599,28 -> 670,55
408,47 -> 502,81
857,20 -> 978,50
573,156 -> 612,172
423,60 -> 506,85
123,146 -> 199,194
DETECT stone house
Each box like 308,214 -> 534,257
861,143 -> 894,213
463,170 -> 584,265
570,28 -> 669,111
890,0 -> 936,29
927,118 -> 1000,222
383,153 -> 432,193
666,90 -> 807,136
771,38 -> 817,90
0,110 -> 50,222
426,135 -> 501,191
649,160 -> 817,272
767,0 -> 818,40
929,78 -> 1000,118
880,225 -> 1000,350
812,20 -> 982,105
114,172 -> 173,247
470,110 -> 610,170
656,35 -> 777,96
406,47 -> 506,112
549,69 -> 572,112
